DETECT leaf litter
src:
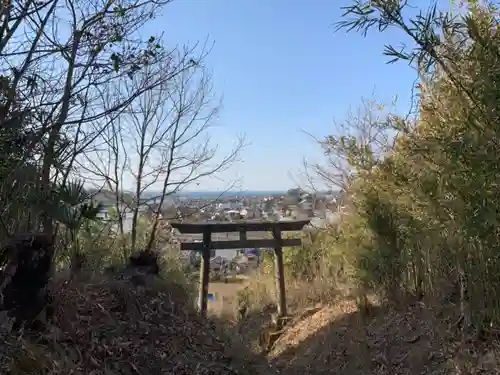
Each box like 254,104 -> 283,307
0,276 -> 262,375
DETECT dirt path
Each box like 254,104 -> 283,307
207,278 -> 248,317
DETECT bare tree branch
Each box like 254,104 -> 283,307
81,49 -> 244,254
301,96 -> 398,207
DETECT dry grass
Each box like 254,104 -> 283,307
233,272 -> 350,319
267,298 -> 500,375
0,275 -> 264,375
217,271 -> 500,375
207,278 -> 249,318
212,272 -> 347,357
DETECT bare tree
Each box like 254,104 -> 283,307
300,96 -> 399,209
0,0 -> 204,239
80,50 -> 243,255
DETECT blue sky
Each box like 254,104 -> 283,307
152,0 -> 428,192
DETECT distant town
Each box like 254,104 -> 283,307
86,188 -> 345,262
88,188 -> 346,231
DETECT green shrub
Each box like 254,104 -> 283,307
273,4 -> 500,330
323,3 -> 500,328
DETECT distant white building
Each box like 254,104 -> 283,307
217,200 -> 242,211
95,203 -> 149,233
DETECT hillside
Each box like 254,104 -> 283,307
0,275 -> 268,375
230,298 -> 500,375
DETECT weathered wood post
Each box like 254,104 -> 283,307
239,229 -> 247,257
272,225 -> 287,318
236,229 -> 247,277
170,220 -> 310,318
198,228 -> 212,317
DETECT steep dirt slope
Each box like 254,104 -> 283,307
0,277 -> 266,375
267,299 -> 500,375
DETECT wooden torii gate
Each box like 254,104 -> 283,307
170,220 -> 311,318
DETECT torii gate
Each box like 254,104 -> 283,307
170,219 -> 310,319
